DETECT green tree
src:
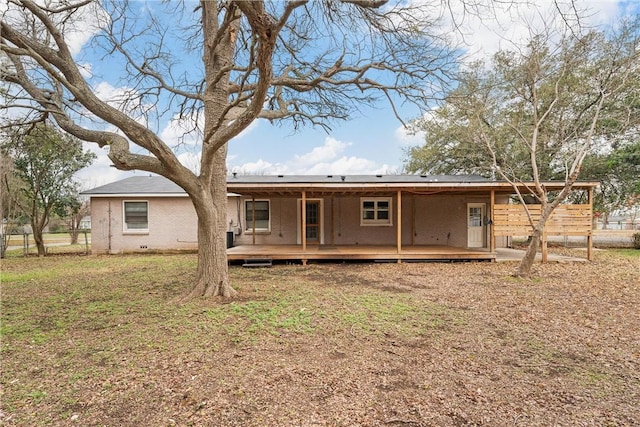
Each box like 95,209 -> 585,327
2,124 -> 95,256
406,18 -> 640,276
582,138 -> 640,224
1,0 -> 466,297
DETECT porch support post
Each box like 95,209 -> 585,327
251,196 -> 256,246
301,191 -> 307,253
397,190 -> 402,263
411,195 -> 416,246
330,195 -> 335,245
490,190 -> 495,253
587,187 -> 594,261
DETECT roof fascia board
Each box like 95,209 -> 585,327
226,181 -> 599,191
87,193 -> 189,198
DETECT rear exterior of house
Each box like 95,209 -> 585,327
231,192 -> 496,249
85,175 -> 235,254
90,196 -> 199,253
84,174 -> 597,262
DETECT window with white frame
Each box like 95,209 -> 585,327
360,197 -> 392,226
245,200 -> 270,232
123,201 -> 149,232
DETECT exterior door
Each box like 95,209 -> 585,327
467,203 -> 485,248
305,201 -> 320,244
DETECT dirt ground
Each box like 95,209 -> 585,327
1,249 -> 639,426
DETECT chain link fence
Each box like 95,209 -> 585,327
1,230 -> 90,258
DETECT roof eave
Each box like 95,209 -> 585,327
84,193 -> 190,198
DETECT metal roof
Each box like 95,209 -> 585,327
83,174 -> 598,197
227,174 -> 491,184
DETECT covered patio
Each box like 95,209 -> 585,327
225,175 -> 598,265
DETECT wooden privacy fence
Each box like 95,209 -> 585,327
493,204 -> 593,261
493,204 -> 592,237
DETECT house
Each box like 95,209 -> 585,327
79,216 -> 92,230
83,174 -> 598,262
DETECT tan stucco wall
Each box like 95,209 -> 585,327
91,192 -> 510,253
90,197 -> 199,254
231,194 -> 508,248
233,197 -> 299,245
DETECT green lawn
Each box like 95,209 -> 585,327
1,250 -> 639,426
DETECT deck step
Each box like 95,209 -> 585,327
242,258 -> 273,268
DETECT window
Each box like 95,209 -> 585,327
245,200 -> 270,232
123,201 -> 148,232
360,197 -> 392,226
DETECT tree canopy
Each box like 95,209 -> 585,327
1,0 -> 464,296
407,20 -> 640,183
405,16 -> 640,275
1,123 -> 95,256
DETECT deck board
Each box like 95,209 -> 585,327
227,244 -> 494,262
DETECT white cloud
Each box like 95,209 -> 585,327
0,1 -> 107,58
292,137 -> 350,167
440,0 -> 624,62
303,156 -> 386,175
93,82 -> 141,112
89,81 -> 151,132
62,2 -> 110,57
77,62 -> 93,79
177,152 -> 201,174
74,143 -> 131,187
229,136 -> 398,175
394,124 -> 424,147
160,113 -> 203,147
233,159 -> 285,175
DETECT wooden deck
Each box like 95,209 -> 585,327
227,244 -> 495,263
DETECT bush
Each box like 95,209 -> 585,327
633,232 -> 640,249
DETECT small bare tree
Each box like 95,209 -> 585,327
487,20 -> 638,276
409,15 -> 639,277
1,0 -> 464,297
0,152 -> 27,258
63,195 -> 89,245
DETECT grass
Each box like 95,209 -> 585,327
2,254 -> 438,344
610,247 -> 640,257
0,255 -> 461,415
1,251 -> 639,426
202,275 -> 458,342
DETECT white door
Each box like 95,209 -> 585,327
467,203 -> 485,248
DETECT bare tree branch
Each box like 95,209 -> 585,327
2,0 -> 467,297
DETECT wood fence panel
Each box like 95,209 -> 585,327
493,204 -> 592,237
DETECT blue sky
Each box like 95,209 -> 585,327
72,0 -> 635,187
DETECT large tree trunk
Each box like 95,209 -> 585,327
177,2 -> 239,299
182,146 -> 236,299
